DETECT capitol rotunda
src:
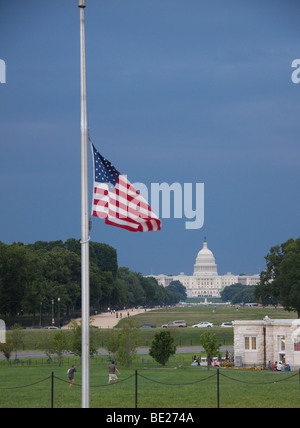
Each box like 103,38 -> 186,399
149,239 -> 259,298
193,240 -> 218,277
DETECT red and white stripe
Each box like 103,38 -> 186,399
92,174 -> 161,232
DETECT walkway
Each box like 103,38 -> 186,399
62,307 -> 147,330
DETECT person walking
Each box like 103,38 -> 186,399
68,365 -> 77,387
108,361 -> 121,385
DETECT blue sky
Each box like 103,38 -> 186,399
0,0 -> 300,277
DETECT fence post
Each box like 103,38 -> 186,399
217,368 -> 220,409
51,372 -> 54,409
135,370 -> 138,409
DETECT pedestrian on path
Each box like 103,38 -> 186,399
108,361 -> 120,385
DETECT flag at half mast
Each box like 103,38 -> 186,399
91,145 -> 161,232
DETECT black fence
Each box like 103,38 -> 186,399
0,369 -> 299,409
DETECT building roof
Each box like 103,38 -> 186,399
233,318 -> 300,326
193,240 -> 218,276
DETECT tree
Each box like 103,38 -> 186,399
0,337 -> 14,366
90,265 -> 106,312
0,238 -> 179,324
166,280 -> 187,302
40,247 -> 81,318
51,330 -> 68,366
90,241 -> 118,278
10,324 -> 24,360
149,330 -> 176,366
220,283 -> 255,304
220,283 -> 245,302
0,242 -> 36,317
200,331 -> 220,370
39,333 -> 54,361
138,275 -> 159,307
116,319 -> 138,368
255,238 -> 300,318
68,321 -> 81,358
68,320 -> 97,360
106,329 -> 120,361
105,321 -> 138,368
117,267 -> 146,307
231,286 -> 255,304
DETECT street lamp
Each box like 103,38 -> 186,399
52,299 -> 54,326
39,302 -> 43,327
58,297 -> 61,328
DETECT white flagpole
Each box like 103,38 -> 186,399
78,0 -> 90,409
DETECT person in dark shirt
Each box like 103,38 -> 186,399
108,361 -> 121,385
68,365 -> 77,387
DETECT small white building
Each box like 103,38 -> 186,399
233,318 -> 300,370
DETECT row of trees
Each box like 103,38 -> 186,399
220,238 -> 300,318
0,321 -> 98,366
1,236 -> 299,324
0,239 -> 183,326
0,320 -> 220,371
255,237 -> 300,318
220,283 -> 255,304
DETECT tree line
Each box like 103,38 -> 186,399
221,237 -> 300,318
0,239 -> 183,326
255,237 -> 300,318
220,283 -> 255,304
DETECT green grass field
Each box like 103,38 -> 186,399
7,304 -> 296,351
0,355 -> 299,408
120,304 -> 297,327
1,305 -> 299,408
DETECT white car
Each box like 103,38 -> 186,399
43,326 -> 60,330
220,322 -> 233,328
192,322 -> 214,328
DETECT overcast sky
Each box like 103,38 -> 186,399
1,0 -> 300,277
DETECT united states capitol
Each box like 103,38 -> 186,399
148,239 -> 260,298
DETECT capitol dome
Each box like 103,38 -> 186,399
193,239 -> 218,276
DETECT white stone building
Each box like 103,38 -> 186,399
233,318 -> 300,370
148,239 -> 259,298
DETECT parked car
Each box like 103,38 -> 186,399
161,320 -> 187,328
139,324 -> 156,328
192,322 -> 214,328
220,322 -> 233,328
43,326 -> 60,330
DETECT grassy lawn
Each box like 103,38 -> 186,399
135,326 -> 233,347
118,304 -> 297,328
0,355 -> 299,408
1,306 -> 298,407
7,304 -> 296,352
7,326 -> 234,351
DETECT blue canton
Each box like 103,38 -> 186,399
93,145 -> 120,185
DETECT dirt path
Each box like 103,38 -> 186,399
62,307 -> 147,329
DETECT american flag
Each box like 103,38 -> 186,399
91,144 -> 161,232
